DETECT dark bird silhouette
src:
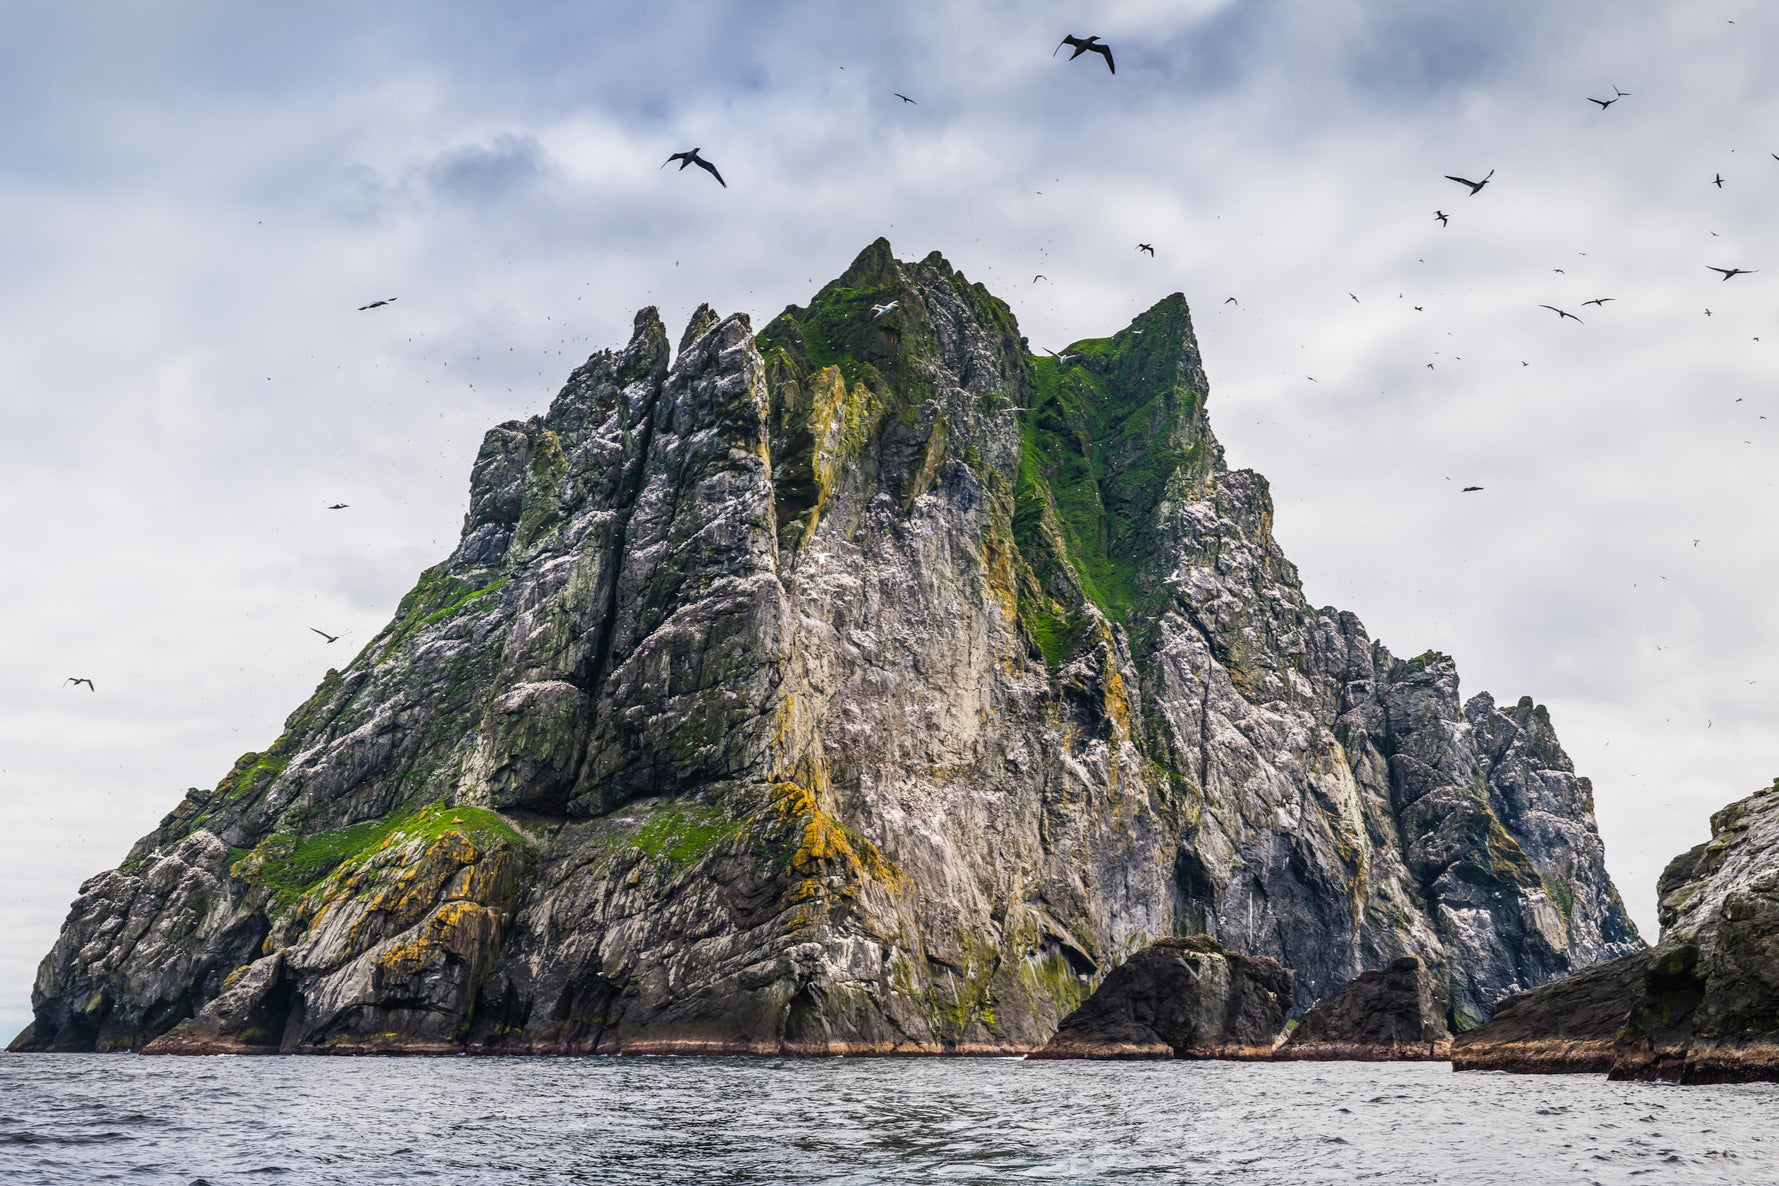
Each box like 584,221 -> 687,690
1539,304 -> 1584,322
1581,297 -> 1615,307
1137,243 -> 1155,256
1348,293 -> 1360,303
1434,210 -> 1449,226
327,503 -> 349,510
893,93 -> 916,104
357,298 -> 396,311
1461,486 -> 1484,493
1414,306 -> 1424,311
662,149 -> 725,187
1708,266 -> 1756,280
1445,169 -> 1494,195
1614,85 -> 1631,97
1552,268 -> 1565,274
1714,174 -> 1725,188
1055,34 -> 1114,73
1224,296 -> 1238,305
64,677 -> 95,691
1588,95 -> 1618,109
1032,274 -> 1048,283
310,628 -> 340,644
1706,308 -> 1714,316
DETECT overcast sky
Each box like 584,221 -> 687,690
3,0 -> 1776,1038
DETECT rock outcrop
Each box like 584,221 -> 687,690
1275,956 -> 1451,1060
1450,952 -> 1646,1074
1612,780 -> 1779,1082
12,240 -> 1640,1056
1029,936 -> 1291,1059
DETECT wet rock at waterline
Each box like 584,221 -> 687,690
1276,956 -> 1452,1060
1029,936 -> 1292,1059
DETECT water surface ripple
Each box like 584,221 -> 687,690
2,1055 -> 1775,1184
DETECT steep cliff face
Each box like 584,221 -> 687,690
1612,780 -> 1779,1082
12,240 -> 1640,1055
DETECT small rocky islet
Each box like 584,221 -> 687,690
16,238 -> 1769,1075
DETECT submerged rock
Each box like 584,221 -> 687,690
1275,957 -> 1452,1060
13,241 -> 1640,1056
1029,936 -> 1291,1059
1450,952 -> 1646,1074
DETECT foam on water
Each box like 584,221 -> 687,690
2,1055 -> 1776,1184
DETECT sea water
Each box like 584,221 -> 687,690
2,1054 -> 1775,1184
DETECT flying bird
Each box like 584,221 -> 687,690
870,301 -> 899,319
357,298 -> 396,311
1224,297 -> 1238,305
327,503 -> 350,510
1587,95 -> 1619,109
893,93 -> 916,104
310,628 -> 340,644
1055,34 -> 1114,73
1713,174 -> 1725,188
1137,243 -> 1155,256
1033,274 -> 1048,283
1708,266 -> 1756,280
1445,169 -> 1494,195
1434,210 -> 1449,226
1348,293 -> 1360,303
1581,298 -> 1615,306
662,149 -> 725,187
1461,486 -> 1484,493
1538,304 -> 1584,322
64,677 -> 95,691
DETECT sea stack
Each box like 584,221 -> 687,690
13,240 -> 1639,1056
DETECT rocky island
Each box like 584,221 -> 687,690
13,240 -> 1640,1057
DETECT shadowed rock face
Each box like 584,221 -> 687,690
1276,957 -> 1452,1060
1611,781 -> 1779,1083
12,240 -> 1639,1056
1029,936 -> 1292,1059
1450,952 -> 1646,1074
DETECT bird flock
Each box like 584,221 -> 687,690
58,28 -> 1770,695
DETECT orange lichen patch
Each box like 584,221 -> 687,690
375,900 -> 497,979
770,780 -> 901,891
981,526 -> 1020,625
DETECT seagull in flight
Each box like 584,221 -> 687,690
1581,298 -> 1615,307
1708,266 -> 1757,280
662,149 -> 725,187
327,503 -> 350,510
1538,304 -> 1584,322
64,677 -> 95,691
893,93 -> 916,104
870,301 -> 899,319
1714,174 -> 1725,188
1434,210 -> 1449,226
1587,94 -> 1621,110
310,628 -> 340,644
1445,169 -> 1494,195
1137,243 -> 1155,256
1055,35 -> 1114,73
357,298 -> 396,311
1033,274 -> 1048,283
1461,486 -> 1484,493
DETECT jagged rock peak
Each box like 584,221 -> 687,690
14,240 -> 1639,1056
